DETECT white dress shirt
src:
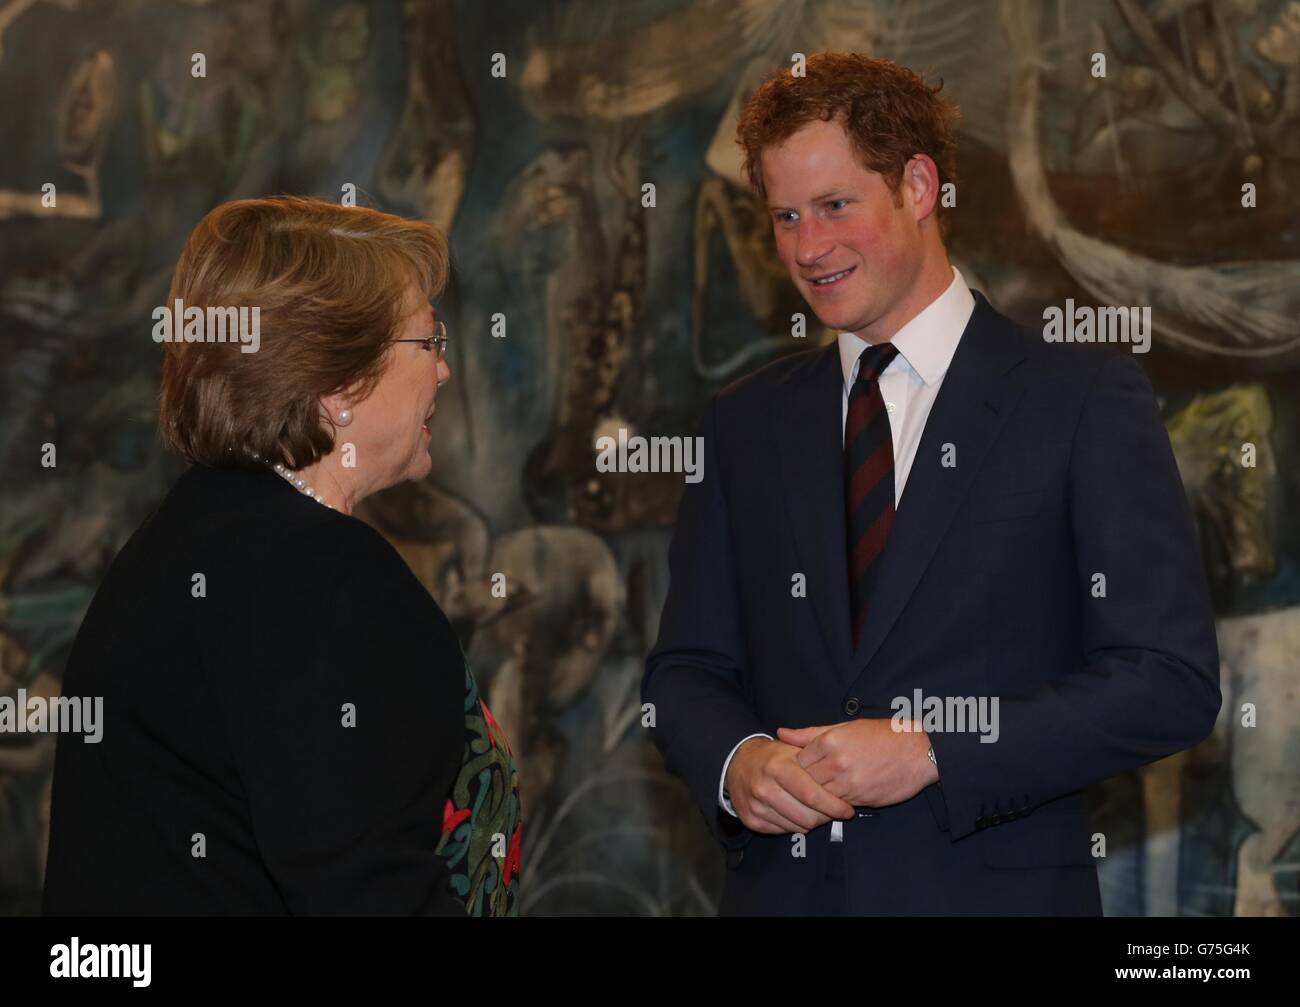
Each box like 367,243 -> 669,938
718,266 -> 975,841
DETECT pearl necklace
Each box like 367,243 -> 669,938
270,461 -> 335,509
248,451 -> 335,510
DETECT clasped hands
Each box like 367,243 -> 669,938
726,719 -> 939,835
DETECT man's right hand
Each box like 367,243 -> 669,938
725,737 -> 855,834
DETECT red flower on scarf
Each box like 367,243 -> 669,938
441,797 -> 471,835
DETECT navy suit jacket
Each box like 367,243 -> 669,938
643,290 -> 1221,915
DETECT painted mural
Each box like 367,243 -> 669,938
0,0 -> 1296,915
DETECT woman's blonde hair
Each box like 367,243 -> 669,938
157,195 -> 449,469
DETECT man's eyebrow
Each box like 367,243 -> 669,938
767,191 -> 850,210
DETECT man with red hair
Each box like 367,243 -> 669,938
643,52 -> 1219,915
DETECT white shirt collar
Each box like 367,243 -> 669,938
837,266 -> 975,390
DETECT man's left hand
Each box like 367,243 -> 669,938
775,719 -> 939,808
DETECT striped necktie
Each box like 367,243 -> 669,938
845,341 -> 900,651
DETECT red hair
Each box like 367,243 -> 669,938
737,52 -> 961,233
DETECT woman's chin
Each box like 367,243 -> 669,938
409,449 -> 433,481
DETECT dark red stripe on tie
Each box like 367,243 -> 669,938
850,507 -> 894,582
844,391 -> 884,446
849,438 -> 893,505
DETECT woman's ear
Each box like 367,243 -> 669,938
319,392 -> 353,428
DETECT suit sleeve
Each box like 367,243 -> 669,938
236,528 -> 467,914
928,352 -> 1222,840
643,395 -> 767,851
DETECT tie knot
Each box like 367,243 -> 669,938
855,341 -> 899,384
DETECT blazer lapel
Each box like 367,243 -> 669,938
847,291 -> 1028,685
774,342 -> 856,679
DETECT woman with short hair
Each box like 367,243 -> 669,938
43,195 -> 520,916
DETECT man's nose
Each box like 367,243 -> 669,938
436,358 -> 452,387
794,221 -> 833,266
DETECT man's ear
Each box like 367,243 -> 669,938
905,153 -> 941,222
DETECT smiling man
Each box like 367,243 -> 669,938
642,52 -> 1220,915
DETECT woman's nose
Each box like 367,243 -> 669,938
436,357 -> 452,386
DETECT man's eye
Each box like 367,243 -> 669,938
828,199 -> 847,211
775,211 -> 797,224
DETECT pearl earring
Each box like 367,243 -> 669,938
336,408 -> 352,427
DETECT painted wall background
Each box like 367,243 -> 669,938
0,0 -> 1297,916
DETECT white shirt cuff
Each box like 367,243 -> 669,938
719,733 -> 774,816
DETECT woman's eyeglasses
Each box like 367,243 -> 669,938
393,319 -> 449,361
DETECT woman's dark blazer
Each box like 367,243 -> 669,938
42,463 -> 471,914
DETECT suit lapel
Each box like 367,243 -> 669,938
774,341 -> 856,678
846,291 -> 1028,685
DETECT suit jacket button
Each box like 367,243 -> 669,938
976,816 -> 989,829
843,697 -> 861,716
